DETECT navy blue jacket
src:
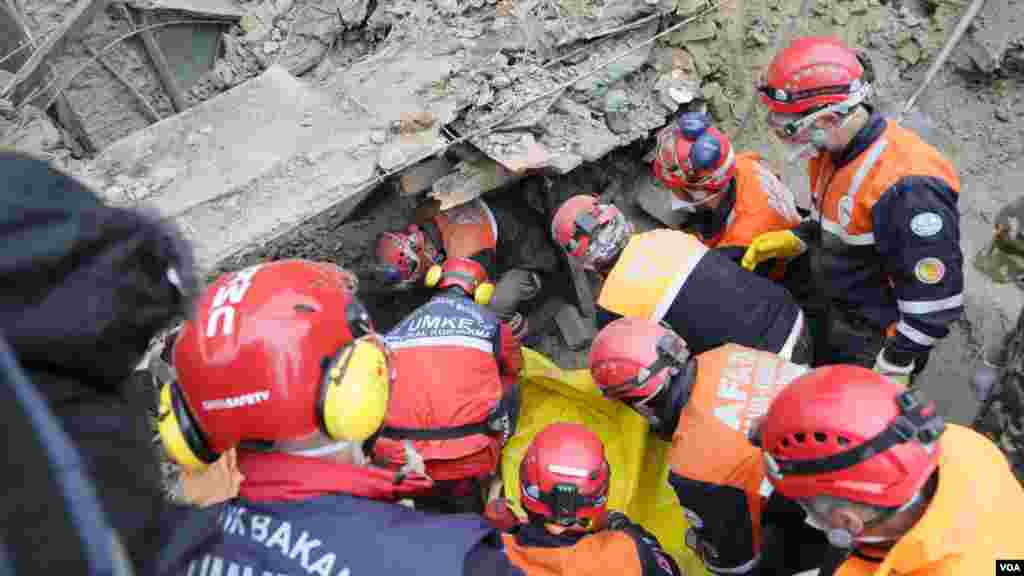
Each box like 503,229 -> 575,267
159,494 -> 524,576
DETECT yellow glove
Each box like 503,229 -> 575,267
872,349 -> 913,388
741,230 -> 807,271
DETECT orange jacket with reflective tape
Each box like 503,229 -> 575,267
703,153 -> 801,251
668,344 -> 809,561
434,198 -> 499,260
835,424 -> 1024,576
805,117 -> 962,357
502,530 -> 643,576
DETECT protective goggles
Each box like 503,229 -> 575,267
795,489 -> 921,532
602,333 -> 690,401
524,480 -> 608,528
764,82 -> 872,139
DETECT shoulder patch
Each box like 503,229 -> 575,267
914,257 -> 946,285
910,212 -> 943,237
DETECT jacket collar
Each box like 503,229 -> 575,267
237,451 -> 432,503
831,108 -> 887,171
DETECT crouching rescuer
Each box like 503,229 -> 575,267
495,422 -> 681,576
372,256 -> 524,510
551,195 -> 811,363
157,259 -> 522,576
588,318 -> 830,575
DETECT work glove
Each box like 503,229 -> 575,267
483,498 -> 524,532
607,512 -> 681,576
741,230 -> 807,272
872,349 -> 914,388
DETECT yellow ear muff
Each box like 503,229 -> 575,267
424,264 -> 443,288
474,282 -> 496,306
321,338 -> 390,442
157,383 -> 208,472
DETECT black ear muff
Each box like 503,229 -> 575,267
170,384 -> 218,463
347,300 -> 373,339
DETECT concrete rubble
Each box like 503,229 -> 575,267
1,0 -> 1021,424
78,65 -> 381,271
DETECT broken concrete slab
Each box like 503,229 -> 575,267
632,169 -> 689,228
126,0 -> 244,19
327,30 -> 482,129
85,65 -> 381,271
429,157 -> 524,210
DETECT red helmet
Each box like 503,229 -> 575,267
589,318 -> 691,405
375,225 -> 440,286
424,257 -> 495,305
759,365 -> 945,508
654,112 -> 736,198
759,36 -> 869,116
519,422 -> 610,530
550,195 -> 632,270
173,259 -> 375,453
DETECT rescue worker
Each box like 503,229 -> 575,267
653,111 -> 802,271
0,151 -> 198,575
757,365 -> 1024,574
496,422 -> 681,576
372,256 -> 524,511
375,196 -> 550,342
551,194 -> 811,362
588,317 -> 828,575
158,258 -> 523,576
741,36 -> 964,384
972,196 -> 1024,482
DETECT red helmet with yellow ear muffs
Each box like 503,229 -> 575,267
424,257 -> 495,306
157,259 -> 387,472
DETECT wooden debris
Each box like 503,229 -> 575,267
4,0 -> 111,103
119,4 -> 189,112
85,44 -> 162,123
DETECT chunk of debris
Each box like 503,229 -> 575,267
399,157 -> 454,196
429,157 -> 525,210
0,105 -> 65,154
555,303 -> 596,351
85,66 -> 380,271
633,169 -> 689,228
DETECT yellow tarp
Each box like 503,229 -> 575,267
502,348 -> 709,576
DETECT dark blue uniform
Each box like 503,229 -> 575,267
159,494 -> 523,576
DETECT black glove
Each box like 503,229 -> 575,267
607,512 -> 681,576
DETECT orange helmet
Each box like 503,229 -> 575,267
759,37 -> 871,116
550,195 -> 632,270
589,317 -> 691,405
758,365 -> 945,508
519,423 -> 610,530
654,112 -> 736,201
